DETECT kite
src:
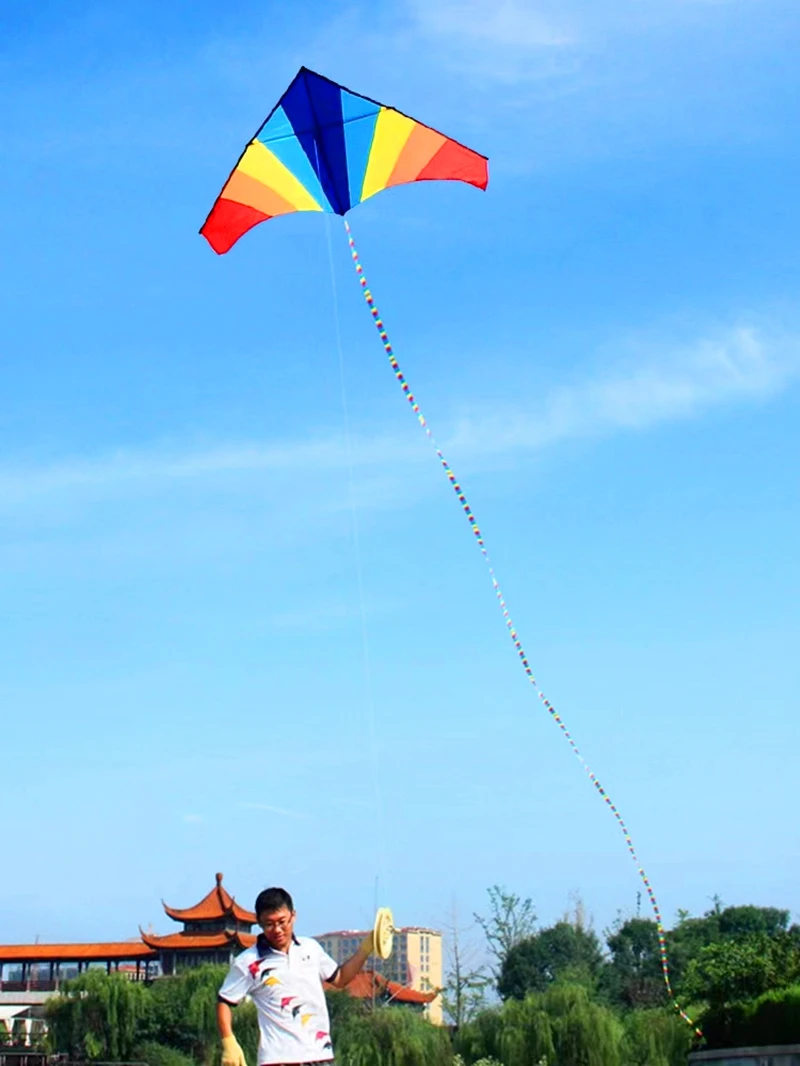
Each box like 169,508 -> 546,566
200,67 -> 700,1037
200,67 -> 487,254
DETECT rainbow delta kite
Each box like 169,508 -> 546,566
201,67 -> 488,253
200,68 -> 701,1038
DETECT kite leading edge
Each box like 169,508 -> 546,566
200,66 -> 489,255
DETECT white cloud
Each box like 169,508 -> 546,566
0,323 -> 796,540
456,324 -> 799,457
409,0 -> 574,48
238,802 -> 310,820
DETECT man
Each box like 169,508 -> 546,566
217,886 -> 374,1066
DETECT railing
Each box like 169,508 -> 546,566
0,1053 -> 48,1066
0,981 -> 58,993
0,974 -> 152,993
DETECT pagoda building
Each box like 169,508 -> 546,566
140,873 -> 256,975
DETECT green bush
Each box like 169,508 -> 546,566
135,1041 -> 199,1066
334,1004 -> 452,1066
702,983 -> 800,1048
458,983 -> 624,1066
620,1008 -> 693,1066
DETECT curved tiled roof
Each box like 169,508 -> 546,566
162,872 -> 256,925
326,970 -> 436,1004
140,929 -> 256,951
0,941 -> 157,963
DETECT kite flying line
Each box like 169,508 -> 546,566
342,217 -> 702,1038
323,213 -> 390,895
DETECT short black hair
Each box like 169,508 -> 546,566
254,886 -> 294,920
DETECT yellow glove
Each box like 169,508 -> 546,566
221,1035 -> 247,1066
359,930 -> 375,957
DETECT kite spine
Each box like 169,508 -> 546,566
343,217 -> 702,1039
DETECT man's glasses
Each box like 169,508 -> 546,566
262,915 -> 292,931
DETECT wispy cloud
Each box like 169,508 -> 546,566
453,324 -> 800,457
0,323 -> 796,545
409,0 -> 574,49
238,802 -> 310,820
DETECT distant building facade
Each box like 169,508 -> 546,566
315,926 -> 443,1023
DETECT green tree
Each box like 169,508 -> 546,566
498,922 -> 603,1000
333,1004 -> 452,1066
604,918 -> 667,1008
681,933 -> 800,1009
441,905 -> 490,1029
458,984 -> 622,1066
474,886 -> 537,981
141,963 -> 228,1063
46,971 -> 150,1061
620,1008 -> 694,1066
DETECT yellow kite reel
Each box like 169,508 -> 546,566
373,907 -> 396,960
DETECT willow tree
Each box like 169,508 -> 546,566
46,971 -> 150,1060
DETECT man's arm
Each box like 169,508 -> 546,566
327,936 -> 373,990
217,1000 -> 234,1039
217,1001 -> 247,1066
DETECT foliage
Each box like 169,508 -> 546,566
603,918 -> 667,1009
0,1020 -> 10,1047
620,1008 -> 693,1066
498,922 -> 604,1000
441,913 -> 490,1029
459,984 -> 623,1066
46,970 -> 150,1061
474,886 -> 537,979
134,1041 -> 199,1066
701,983 -> 800,1048
681,933 -> 800,1008
134,964 -> 228,1064
333,1004 -> 452,1066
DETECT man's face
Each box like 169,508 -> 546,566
259,906 -> 296,951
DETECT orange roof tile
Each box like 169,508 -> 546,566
0,941 -> 157,962
163,872 -> 256,925
140,930 -> 256,951
325,970 -> 436,1005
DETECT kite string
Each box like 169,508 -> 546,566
323,214 -> 389,896
342,216 -> 701,1038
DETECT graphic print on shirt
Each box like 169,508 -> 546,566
280,996 -> 296,1011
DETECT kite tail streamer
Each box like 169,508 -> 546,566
343,217 -> 702,1038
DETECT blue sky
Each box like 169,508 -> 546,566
1,0 -> 799,958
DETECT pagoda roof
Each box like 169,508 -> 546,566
326,970 -> 436,1005
0,941 -> 157,963
140,929 -> 256,951
162,872 -> 256,925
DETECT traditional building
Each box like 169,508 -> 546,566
0,872 -> 254,1019
140,872 -> 256,974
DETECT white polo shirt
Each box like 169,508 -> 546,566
219,934 -> 339,1065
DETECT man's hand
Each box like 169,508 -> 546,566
359,930 -> 375,958
221,1035 -> 247,1066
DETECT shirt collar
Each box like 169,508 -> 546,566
255,933 -> 301,957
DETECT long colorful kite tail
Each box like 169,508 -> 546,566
343,217 -> 702,1038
